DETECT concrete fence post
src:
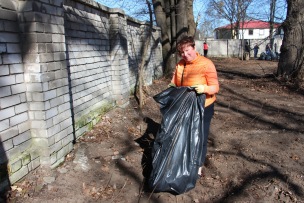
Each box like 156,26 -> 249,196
109,11 -> 130,107
19,0 -> 73,167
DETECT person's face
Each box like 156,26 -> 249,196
179,45 -> 197,62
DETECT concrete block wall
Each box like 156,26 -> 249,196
18,0 -> 74,172
126,19 -> 163,89
64,0 -> 114,139
147,29 -> 163,82
0,0 -> 35,189
0,0 -> 162,191
108,11 -> 130,107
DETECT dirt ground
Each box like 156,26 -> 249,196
6,58 -> 304,203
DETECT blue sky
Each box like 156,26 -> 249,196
95,0 -> 286,28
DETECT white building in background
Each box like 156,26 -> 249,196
214,20 -> 282,40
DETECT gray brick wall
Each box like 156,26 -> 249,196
0,0 -> 163,191
126,20 -> 162,88
0,0 -> 34,191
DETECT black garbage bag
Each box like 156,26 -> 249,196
148,86 -> 206,195
259,52 -> 266,60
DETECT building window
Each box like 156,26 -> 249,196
249,29 -> 253,35
259,29 -> 264,35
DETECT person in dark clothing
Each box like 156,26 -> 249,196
253,44 -> 259,59
245,42 -> 250,53
243,41 -> 251,59
266,43 -> 271,55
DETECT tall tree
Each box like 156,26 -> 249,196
197,18 -> 215,39
152,0 -> 196,75
208,0 -> 237,39
96,0 -> 197,74
237,0 -> 253,60
277,0 -> 304,87
208,0 -> 253,39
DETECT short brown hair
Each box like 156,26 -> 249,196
177,36 -> 195,55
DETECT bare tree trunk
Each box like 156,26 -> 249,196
175,0 -> 195,39
138,0 -> 154,109
176,0 -> 188,40
186,0 -> 196,36
170,0 -> 177,65
230,22 -> 234,39
165,0 -> 172,43
170,0 -> 176,44
277,0 -> 304,87
152,0 -> 195,75
269,0 -> 277,49
152,0 -> 176,75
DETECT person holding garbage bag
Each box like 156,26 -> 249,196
149,35 -> 219,194
170,35 -> 219,176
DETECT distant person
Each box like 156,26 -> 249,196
266,43 -> 271,55
245,42 -> 250,54
265,43 -> 274,60
203,42 -> 209,57
253,44 -> 259,59
244,41 -> 251,59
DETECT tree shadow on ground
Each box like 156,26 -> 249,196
217,68 -> 304,97
217,78 -> 304,134
211,150 -> 304,202
134,117 -> 160,192
217,69 -> 274,80
210,66 -> 304,201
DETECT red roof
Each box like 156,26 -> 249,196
216,20 -> 281,30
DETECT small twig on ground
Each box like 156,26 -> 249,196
256,62 -> 267,75
249,115 -> 259,124
98,172 -> 113,199
147,185 -> 158,202
110,181 -> 127,203
249,103 -> 264,123
137,179 -> 146,203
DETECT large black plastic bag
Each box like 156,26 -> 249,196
148,86 -> 206,194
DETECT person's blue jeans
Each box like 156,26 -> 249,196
254,50 -> 258,58
201,103 -> 214,165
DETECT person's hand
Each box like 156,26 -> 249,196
168,83 -> 176,87
191,84 -> 205,94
